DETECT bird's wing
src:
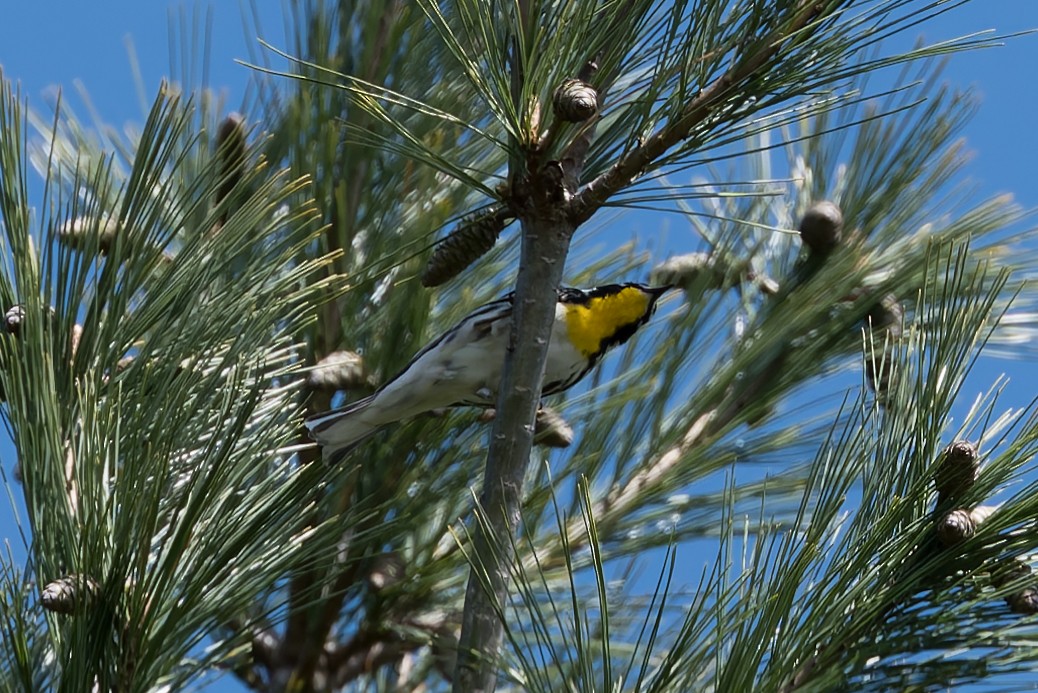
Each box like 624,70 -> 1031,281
375,296 -> 513,393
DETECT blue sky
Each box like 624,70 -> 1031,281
1,1 -> 1038,691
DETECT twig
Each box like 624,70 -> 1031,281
327,611 -> 453,688
224,616 -> 280,689
569,0 -> 828,226
330,631 -> 409,685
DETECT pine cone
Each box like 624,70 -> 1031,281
935,505 -> 995,547
934,441 -> 979,502
4,305 -> 24,336
422,208 -> 510,287
867,293 -> 904,340
650,253 -> 732,291
308,351 -> 371,392
57,216 -> 119,254
40,573 -> 100,614
534,407 -> 574,448
552,79 -> 598,122
798,201 -> 843,255
1006,586 -> 1038,614
215,112 -> 247,208
991,559 -> 1038,614
935,508 -> 975,546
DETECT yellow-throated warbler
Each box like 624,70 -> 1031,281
306,283 -> 669,457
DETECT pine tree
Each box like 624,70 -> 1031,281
2,1 -> 1038,691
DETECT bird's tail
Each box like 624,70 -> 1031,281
305,394 -> 383,462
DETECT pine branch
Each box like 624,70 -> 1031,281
4,3 -> 1036,691
455,204 -> 576,691
448,3 -> 1024,688
569,0 -> 828,226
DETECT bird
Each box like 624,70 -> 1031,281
305,282 -> 670,459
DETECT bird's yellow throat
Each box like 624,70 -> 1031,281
564,287 -> 653,357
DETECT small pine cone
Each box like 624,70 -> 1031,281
4,305 -> 24,336
798,201 -> 843,256
4,304 -> 58,339
308,351 -> 371,392
934,441 -> 980,501
552,79 -> 598,122
992,558 -> 1038,614
992,557 -> 1032,589
534,407 -> 574,448
40,573 -> 100,614
215,112 -> 247,207
1006,586 -> 1038,615
422,208 -> 510,287
935,504 -> 995,547
367,552 -> 405,592
935,508 -> 975,546
58,216 -> 119,254
650,253 -> 731,292
867,294 -> 904,340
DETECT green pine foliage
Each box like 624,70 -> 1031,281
2,1 -> 1038,691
